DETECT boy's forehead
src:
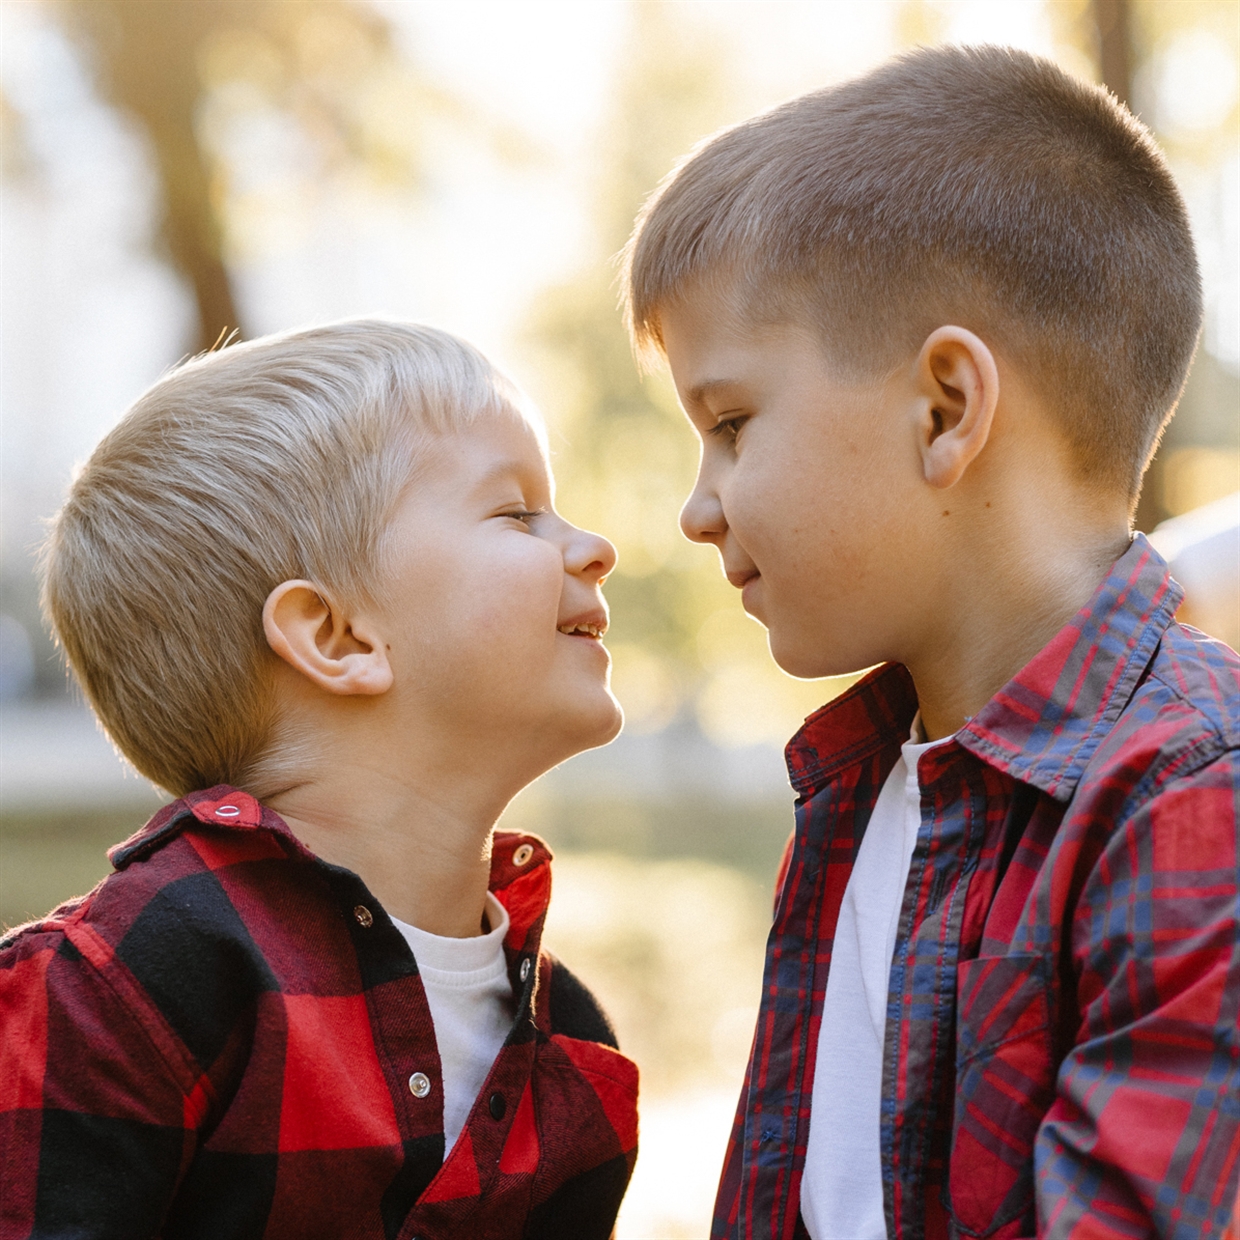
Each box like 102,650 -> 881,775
658,275 -> 751,346
660,294 -> 825,400
493,397 -> 550,456
660,299 -> 751,386
424,403 -> 552,487
447,400 -> 549,454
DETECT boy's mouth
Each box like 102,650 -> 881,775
557,621 -> 607,639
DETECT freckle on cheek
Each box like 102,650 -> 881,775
942,510 -> 950,517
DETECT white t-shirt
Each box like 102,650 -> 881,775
800,718 -> 951,1239
392,892 -> 515,1155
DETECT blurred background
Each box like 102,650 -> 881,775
1,0 -> 1236,1233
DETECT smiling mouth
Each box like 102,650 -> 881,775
557,622 -> 607,639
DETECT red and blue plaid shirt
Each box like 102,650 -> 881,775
0,791 -> 638,1239
714,534 -> 1240,1240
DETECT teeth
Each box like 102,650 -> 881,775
558,622 -> 605,637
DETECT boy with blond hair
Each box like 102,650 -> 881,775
0,321 -> 637,1239
624,44 -> 1240,1240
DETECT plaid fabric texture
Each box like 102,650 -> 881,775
714,535 -> 1240,1240
0,792 -> 638,1239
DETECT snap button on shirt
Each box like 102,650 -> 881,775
391,893 -> 515,1153
489,1092 -> 506,1120
408,1072 -> 431,1099
353,905 -> 373,928
519,957 -> 532,983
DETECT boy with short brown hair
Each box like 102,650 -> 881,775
1,321 -> 637,1239
625,44 -> 1239,1240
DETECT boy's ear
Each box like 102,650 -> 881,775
913,326 -> 1000,489
262,580 -> 393,696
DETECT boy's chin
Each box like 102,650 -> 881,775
767,632 -> 828,680
552,693 -> 624,759
581,695 -> 624,749
768,631 -> 876,682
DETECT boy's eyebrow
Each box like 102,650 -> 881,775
469,455 -> 548,497
685,377 -> 744,408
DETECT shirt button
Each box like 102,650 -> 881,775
519,957 -> 532,983
489,1092 -> 506,1120
512,843 -> 534,867
408,1072 -> 431,1098
353,905 -> 373,928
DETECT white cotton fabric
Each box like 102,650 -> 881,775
392,892 -> 514,1155
800,717 -> 951,1239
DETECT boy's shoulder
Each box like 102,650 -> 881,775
1085,616 -> 1240,811
1146,618 -> 1240,742
0,790 -> 330,1096
2,789 -> 312,975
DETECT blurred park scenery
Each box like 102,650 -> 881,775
1,1 -> 1237,1234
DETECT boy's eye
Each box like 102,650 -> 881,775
707,415 -> 749,445
503,509 -> 543,525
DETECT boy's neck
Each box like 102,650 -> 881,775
904,510 -> 1131,742
256,645 -> 601,936
263,731 -> 518,938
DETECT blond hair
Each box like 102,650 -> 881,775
624,44 -> 1201,499
41,320 -> 525,797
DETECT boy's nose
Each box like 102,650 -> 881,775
679,475 -> 726,545
566,524 -> 618,583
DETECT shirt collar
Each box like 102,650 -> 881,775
785,535 -> 1180,803
785,662 -> 919,797
110,788 -> 555,948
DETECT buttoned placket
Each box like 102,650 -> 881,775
329,852 -> 552,1226
333,867 -> 449,1145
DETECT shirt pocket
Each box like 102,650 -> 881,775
944,953 -> 1056,1238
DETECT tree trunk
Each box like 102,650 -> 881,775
63,0 -> 245,353
143,110 -> 241,354
1093,0 -> 1133,108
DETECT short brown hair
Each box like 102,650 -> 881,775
41,320 -> 525,797
624,44 -> 1202,498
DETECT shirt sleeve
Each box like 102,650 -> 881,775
1035,749 -> 1240,1236
0,917 -> 199,1238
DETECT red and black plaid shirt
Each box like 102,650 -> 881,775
0,790 -> 638,1239
715,535 -> 1240,1240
